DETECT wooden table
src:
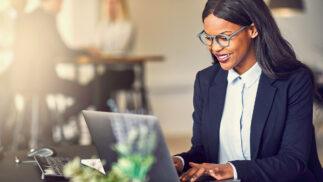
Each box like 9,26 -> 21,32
77,55 -> 164,114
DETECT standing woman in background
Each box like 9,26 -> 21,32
173,0 -> 323,181
93,0 -> 134,55
89,0 -> 135,111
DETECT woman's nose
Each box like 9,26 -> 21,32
211,40 -> 223,52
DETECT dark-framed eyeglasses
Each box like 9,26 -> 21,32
197,26 -> 247,47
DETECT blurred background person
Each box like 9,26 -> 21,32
0,0 -> 26,70
12,0 -> 93,118
6,0 -> 94,148
92,0 -> 134,56
0,0 -> 28,150
85,0 -> 136,112
0,0 -> 27,102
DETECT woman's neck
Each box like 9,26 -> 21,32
234,42 -> 257,75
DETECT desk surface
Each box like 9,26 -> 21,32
0,145 -> 239,182
0,145 -> 97,182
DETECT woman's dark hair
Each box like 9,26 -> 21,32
203,0 -> 321,102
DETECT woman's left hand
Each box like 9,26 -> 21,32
179,162 -> 234,182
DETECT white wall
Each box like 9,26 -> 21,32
57,0 -> 323,137
275,0 -> 323,71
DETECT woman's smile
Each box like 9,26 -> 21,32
215,53 -> 232,63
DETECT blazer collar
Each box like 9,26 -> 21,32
250,72 -> 277,159
208,67 -> 228,162
211,66 -> 228,87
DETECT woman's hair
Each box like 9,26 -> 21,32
102,0 -> 130,21
203,0 -> 321,102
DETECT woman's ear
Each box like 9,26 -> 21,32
249,23 -> 258,39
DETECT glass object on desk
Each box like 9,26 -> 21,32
108,98 -> 120,112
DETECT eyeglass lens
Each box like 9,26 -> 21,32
200,33 -> 229,47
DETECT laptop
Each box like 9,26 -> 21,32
82,110 -> 180,182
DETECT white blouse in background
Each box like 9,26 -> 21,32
94,20 -> 134,56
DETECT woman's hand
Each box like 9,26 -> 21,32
172,156 -> 184,174
179,162 -> 234,182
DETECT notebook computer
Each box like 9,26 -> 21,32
82,110 -> 180,182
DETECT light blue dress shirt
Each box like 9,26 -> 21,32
219,62 -> 261,179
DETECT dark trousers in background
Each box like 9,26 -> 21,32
97,69 -> 135,112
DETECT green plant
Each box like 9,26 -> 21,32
64,123 -> 157,182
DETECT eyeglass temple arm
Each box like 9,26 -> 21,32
229,26 -> 247,38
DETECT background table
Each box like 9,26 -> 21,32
77,55 -> 164,114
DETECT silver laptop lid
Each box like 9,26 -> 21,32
82,110 -> 180,182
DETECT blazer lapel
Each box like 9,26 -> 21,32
250,73 -> 277,160
207,68 -> 228,162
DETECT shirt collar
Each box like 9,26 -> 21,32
227,67 -> 241,84
227,62 -> 262,87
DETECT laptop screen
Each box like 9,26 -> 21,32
82,111 -> 180,182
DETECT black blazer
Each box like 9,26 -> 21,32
178,64 -> 323,182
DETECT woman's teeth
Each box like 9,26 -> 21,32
219,54 -> 230,59
216,53 -> 232,62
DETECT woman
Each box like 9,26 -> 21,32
93,0 -> 134,56
173,0 -> 323,181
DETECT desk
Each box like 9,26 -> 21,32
77,55 -> 164,114
0,145 -> 239,182
0,145 -> 97,182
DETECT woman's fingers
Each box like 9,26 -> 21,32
189,162 -> 199,167
180,163 -> 233,181
172,157 -> 184,173
208,167 -> 222,179
180,167 -> 198,181
190,167 -> 206,182
179,163 -> 210,182
208,168 -> 215,177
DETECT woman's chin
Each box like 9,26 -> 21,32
219,62 -> 233,71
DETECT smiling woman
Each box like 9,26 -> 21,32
172,0 -> 323,182
202,15 -> 258,74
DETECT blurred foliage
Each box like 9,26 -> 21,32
64,124 -> 157,182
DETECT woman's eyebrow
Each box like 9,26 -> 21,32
220,31 -> 232,34
206,30 -> 232,35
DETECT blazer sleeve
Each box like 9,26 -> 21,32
177,71 -> 206,171
230,69 -> 315,181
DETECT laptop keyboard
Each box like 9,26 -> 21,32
34,156 -> 71,178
